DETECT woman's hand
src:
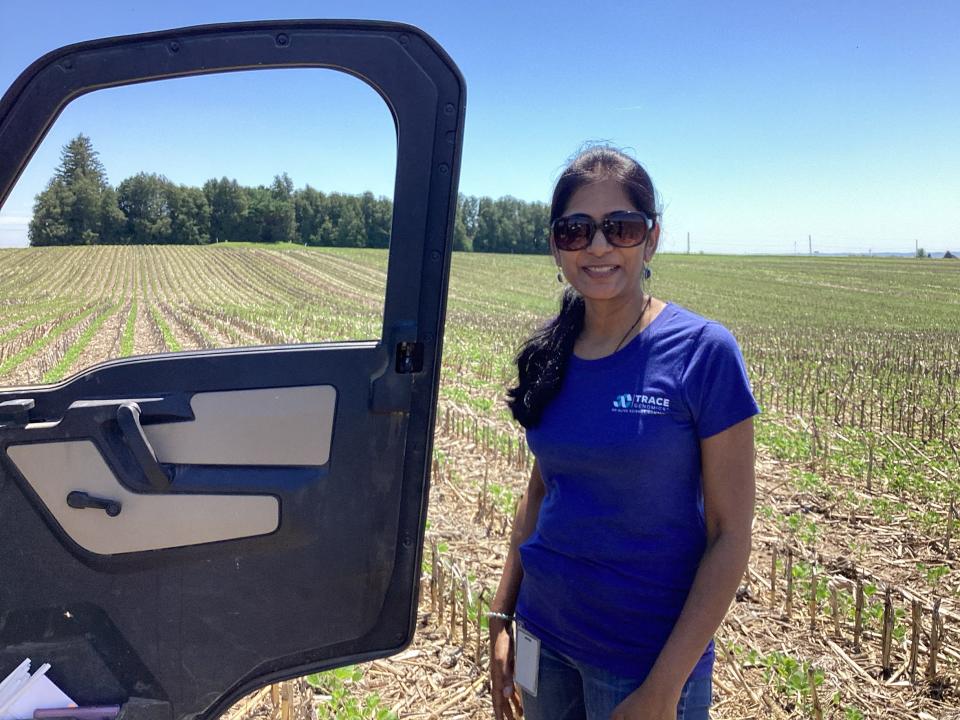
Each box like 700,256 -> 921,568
489,620 -> 523,720
610,678 -> 682,720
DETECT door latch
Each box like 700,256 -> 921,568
396,341 -> 424,374
370,322 -> 419,413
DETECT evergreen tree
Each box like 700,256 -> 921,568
29,134 -> 121,245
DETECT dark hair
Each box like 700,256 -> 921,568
506,145 -> 659,428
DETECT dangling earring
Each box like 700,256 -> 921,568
644,266 -> 652,280
557,269 -> 563,283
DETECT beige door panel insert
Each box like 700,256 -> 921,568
7,440 -> 279,555
144,385 -> 337,466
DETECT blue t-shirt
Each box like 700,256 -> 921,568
516,303 -> 760,680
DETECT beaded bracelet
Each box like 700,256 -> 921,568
486,611 -> 515,622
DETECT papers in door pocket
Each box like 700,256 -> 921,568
0,659 -> 76,720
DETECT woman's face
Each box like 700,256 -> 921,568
552,178 -> 658,306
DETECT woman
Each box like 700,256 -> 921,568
488,146 -> 759,720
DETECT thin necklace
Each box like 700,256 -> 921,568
613,294 -> 653,353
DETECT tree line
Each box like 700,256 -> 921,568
29,134 -> 551,253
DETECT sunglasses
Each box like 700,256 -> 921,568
551,211 -> 655,251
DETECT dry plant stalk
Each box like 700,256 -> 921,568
830,586 -> 840,639
784,548 -> 794,619
854,580 -> 864,652
437,561 -> 445,624
946,496 -> 955,555
475,588 -> 486,666
477,468 -> 489,522
909,599 -> 921,684
270,685 -> 280,720
811,416 -> 821,466
430,542 -> 438,617
808,571 -> 818,635
926,598 -> 942,681
807,666 -> 823,720
449,567 -> 458,643
280,682 -> 292,720
461,576 -> 470,645
769,545 -> 778,607
881,588 -> 894,678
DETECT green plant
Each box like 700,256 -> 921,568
758,650 -> 823,711
785,513 -> 819,545
794,470 -> 829,496
488,483 -> 516,515
307,667 -> 397,720
149,305 -> 181,352
917,562 -> 950,586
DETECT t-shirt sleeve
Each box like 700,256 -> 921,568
681,322 -> 761,439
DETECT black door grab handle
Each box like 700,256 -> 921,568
67,490 -> 121,517
0,398 -> 34,426
116,402 -> 171,491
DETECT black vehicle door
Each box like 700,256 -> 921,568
0,21 -> 464,720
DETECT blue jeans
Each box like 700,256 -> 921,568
520,640 -> 712,720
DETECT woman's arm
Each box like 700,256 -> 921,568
613,416 -> 756,719
489,460 -> 546,720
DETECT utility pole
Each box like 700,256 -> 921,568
808,234 -> 812,256
686,232 -> 690,254
794,240 -> 797,255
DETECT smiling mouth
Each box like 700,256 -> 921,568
582,265 -> 620,277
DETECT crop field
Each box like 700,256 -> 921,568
1,246 -> 959,719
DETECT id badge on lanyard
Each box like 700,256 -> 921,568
514,623 -> 540,697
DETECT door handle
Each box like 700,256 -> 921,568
116,402 -> 172,491
67,490 -> 122,517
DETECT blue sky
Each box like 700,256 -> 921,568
1,0 -> 958,254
